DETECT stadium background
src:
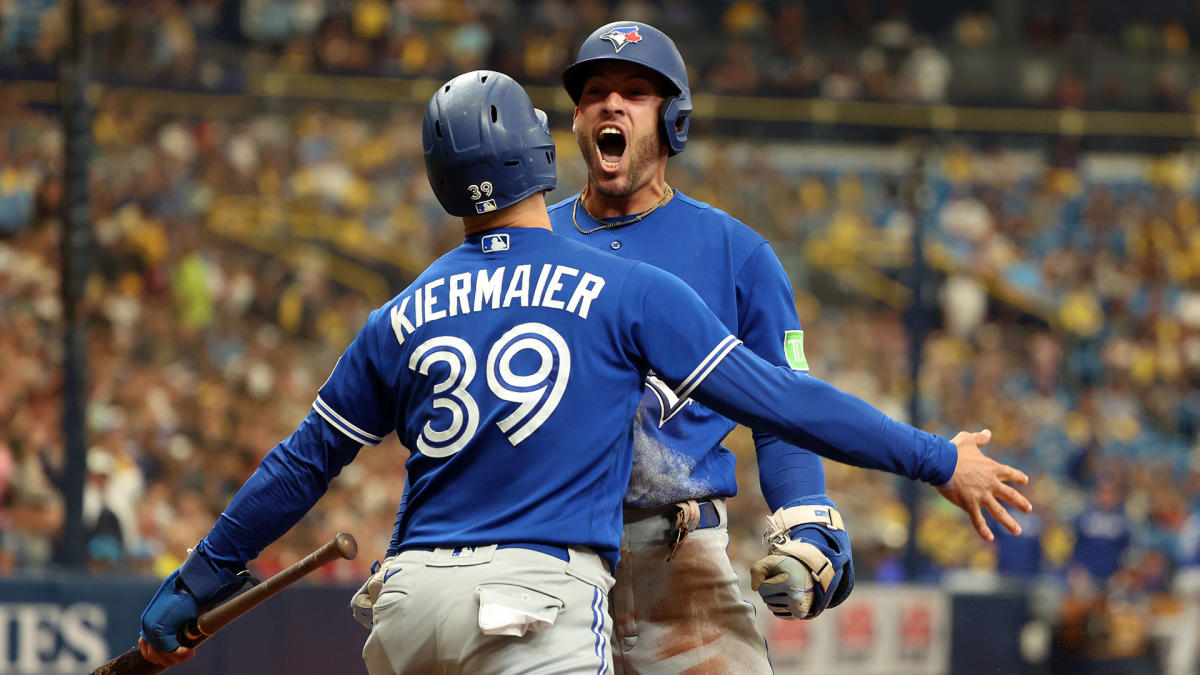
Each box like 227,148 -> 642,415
4,0 -> 1200,673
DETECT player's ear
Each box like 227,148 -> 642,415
572,108 -> 580,132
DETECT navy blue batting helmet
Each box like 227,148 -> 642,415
561,21 -> 692,155
423,70 -> 557,217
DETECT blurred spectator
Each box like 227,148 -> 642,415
897,37 -> 951,103
82,449 -> 125,570
953,8 -> 998,50
991,503 -> 1046,579
1071,477 -> 1133,582
709,41 -> 760,96
1171,505 -> 1200,674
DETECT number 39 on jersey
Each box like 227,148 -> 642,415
408,322 -> 570,456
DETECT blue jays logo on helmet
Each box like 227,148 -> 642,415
599,26 -> 643,53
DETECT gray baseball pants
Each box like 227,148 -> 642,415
363,544 -> 614,674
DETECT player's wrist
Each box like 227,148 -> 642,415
177,540 -> 248,605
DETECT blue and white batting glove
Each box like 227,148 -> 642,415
140,540 -> 249,652
749,496 -> 853,620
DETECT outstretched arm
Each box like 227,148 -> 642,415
689,346 -> 1030,528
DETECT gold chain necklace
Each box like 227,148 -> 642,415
572,183 -> 674,235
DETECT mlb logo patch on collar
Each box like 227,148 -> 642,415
482,233 -> 510,253
600,26 -> 643,53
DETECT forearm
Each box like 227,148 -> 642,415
204,411 -> 364,567
694,347 -> 956,485
754,433 -> 826,511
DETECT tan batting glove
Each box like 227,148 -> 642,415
936,429 -> 1033,542
350,556 -> 395,628
750,553 -> 815,620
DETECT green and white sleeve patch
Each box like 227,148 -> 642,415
784,330 -> 809,371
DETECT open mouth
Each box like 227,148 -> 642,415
596,127 -> 626,170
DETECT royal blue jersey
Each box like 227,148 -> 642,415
1071,503 -> 1131,581
549,191 -> 820,508
202,227 -> 956,573
316,227 -> 741,569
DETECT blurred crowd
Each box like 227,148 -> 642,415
5,0 -> 1200,671
5,86 -> 1200,662
6,0 -> 1200,110
720,141 -> 1200,670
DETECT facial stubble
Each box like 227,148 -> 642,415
575,125 -> 664,201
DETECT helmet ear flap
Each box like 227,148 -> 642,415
661,97 -> 689,156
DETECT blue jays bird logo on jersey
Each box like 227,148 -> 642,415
599,26 -> 643,53
644,372 -> 691,427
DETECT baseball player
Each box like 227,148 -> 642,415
544,20 -> 942,673
139,71 -> 1029,674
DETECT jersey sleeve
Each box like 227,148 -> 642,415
691,346 -> 958,485
313,308 -> 398,446
622,263 -> 743,401
202,410 -> 366,567
736,241 -> 827,507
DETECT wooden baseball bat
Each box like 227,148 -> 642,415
91,533 -> 358,675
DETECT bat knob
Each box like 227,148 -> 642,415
335,533 -> 358,560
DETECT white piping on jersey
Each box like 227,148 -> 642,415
313,396 -> 384,446
391,264 -> 606,346
645,335 -> 743,428
674,335 -> 742,402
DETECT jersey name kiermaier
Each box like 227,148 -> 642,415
315,227 -> 740,569
550,192 -> 803,507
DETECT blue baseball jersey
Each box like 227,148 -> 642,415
549,191 -> 814,508
316,227 -> 741,569
1071,503 -> 1132,580
201,226 -> 955,573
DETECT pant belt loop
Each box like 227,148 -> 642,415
668,499 -> 702,562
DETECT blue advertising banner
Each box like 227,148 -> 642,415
0,577 -> 368,675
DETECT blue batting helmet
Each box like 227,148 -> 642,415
561,21 -> 692,155
423,70 -> 557,218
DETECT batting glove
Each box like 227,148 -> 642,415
350,556 -> 396,629
750,496 -> 853,620
140,540 -> 249,652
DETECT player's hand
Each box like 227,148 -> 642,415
751,496 -> 853,620
138,570 -> 200,664
139,633 -> 195,668
936,429 -> 1032,542
139,540 -> 250,664
751,554 -> 814,619
790,518 -> 854,612
350,556 -> 395,628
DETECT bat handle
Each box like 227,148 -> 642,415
89,533 -> 358,675
178,619 -> 208,649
